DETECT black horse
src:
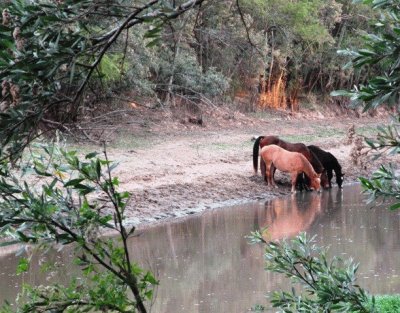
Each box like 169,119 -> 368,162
308,145 -> 344,188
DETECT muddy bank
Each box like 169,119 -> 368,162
95,112 -> 395,227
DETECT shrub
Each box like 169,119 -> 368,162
249,232 -> 375,312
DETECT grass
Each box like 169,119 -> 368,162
374,295 -> 400,312
109,134 -> 155,150
190,139 -> 251,152
280,125 -> 346,143
248,110 -> 286,120
356,125 -> 380,137
64,131 -> 160,152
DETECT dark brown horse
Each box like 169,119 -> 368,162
253,135 -> 329,189
308,145 -> 344,188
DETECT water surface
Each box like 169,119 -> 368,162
1,184 -> 400,312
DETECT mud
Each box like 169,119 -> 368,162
92,108 -> 395,226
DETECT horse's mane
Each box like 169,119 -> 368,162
309,150 -> 324,173
300,154 -> 319,179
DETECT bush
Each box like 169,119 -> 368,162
374,295 -> 400,313
249,232 -> 375,312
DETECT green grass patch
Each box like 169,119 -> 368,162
109,134 -> 155,150
374,295 -> 400,312
191,142 -> 238,151
65,131 -> 160,152
356,125 -> 380,137
281,126 -> 345,143
190,138 -> 252,152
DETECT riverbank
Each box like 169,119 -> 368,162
77,106 -> 395,227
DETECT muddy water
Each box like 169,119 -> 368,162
1,184 -> 400,312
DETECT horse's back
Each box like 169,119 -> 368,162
260,144 -> 281,159
260,136 -> 280,148
308,145 -> 340,169
262,145 -> 308,172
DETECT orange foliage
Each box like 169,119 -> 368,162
257,71 -> 301,112
258,71 -> 287,110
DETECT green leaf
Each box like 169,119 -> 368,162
146,37 -> 161,48
75,183 -> 95,195
96,159 -> 101,179
143,271 -> 158,285
69,60 -> 76,84
388,202 -> 400,211
16,257 -> 29,274
0,240 -> 20,247
85,152 -> 98,159
330,90 -> 354,97
64,178 -> 84,187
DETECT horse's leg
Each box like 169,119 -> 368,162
299,173 -> 311,191
271,164 -> 278,188
260,158 -> 267,182
327,169 -> 333,188
296,173 -> 303,191
271,164 -> 277,186
267,162 -> 276,187
290,172 -> 298,193
265,161 -> 271,186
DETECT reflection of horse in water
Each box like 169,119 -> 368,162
261,192 -> 322,241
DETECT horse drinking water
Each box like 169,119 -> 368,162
253,135 -> 328,189
308,145 -> 344,188
260,144 -> 321,193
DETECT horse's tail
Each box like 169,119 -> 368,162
253,136 -> 265,175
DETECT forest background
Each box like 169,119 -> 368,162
0,0 -> 383,153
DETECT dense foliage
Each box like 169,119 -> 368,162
0,0 -> 205,160
0,0 -> 382,161
0,1 -> 208,312
0,143 -> 157,312
374,295 -> 400,313
332,0 -> 400,211
332,0 -> 400,111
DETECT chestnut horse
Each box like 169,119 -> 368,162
260,145 -> 321,193
253,136 -> 328,189
308,145 -> 344,188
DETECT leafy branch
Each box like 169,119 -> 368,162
0,0 -> 206,161
249,232 -> 375,312
0,143 -> 157,313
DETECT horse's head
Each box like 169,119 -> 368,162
320,170 -> 330,189
336,173 -> 344,188
310,174 -> 321,192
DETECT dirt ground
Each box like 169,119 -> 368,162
86,105 -> 396,226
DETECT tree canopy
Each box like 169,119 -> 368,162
0,0 -> 381,159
